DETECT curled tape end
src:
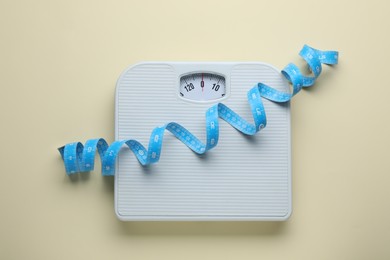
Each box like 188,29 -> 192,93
58,146 -> 65,160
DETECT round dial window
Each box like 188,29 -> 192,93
180,72 -> 226,102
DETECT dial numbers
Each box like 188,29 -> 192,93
180,73 -> 226,102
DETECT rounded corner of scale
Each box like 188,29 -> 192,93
281,208 -> 293,221
114,207 -> 127,221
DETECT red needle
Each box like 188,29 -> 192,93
201,73 -> 204,92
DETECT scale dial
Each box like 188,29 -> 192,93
179,72 -> 226,102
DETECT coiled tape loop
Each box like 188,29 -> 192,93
58,45 -> 338,176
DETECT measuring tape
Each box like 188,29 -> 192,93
58,45 -> 338,176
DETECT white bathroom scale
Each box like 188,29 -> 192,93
115,62 -> 291,221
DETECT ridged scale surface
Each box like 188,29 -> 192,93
116,63 -> 291,220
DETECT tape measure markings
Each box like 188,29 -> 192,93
58,45 -> 338,176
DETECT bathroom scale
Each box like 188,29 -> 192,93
115,62 -> 291,221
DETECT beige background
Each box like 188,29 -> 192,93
1,0 -> 389,259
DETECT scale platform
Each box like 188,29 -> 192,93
115,62 -> 291,221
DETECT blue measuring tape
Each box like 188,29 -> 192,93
58,45 -> 338,176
